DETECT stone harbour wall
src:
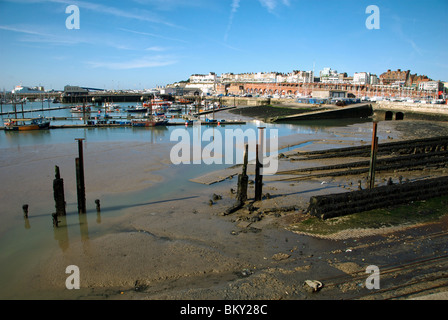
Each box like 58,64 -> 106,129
307,176 -> 448,220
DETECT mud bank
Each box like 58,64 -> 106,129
2,110 -> 448,301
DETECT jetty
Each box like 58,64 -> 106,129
193,106 -> 237,116
0,105 -> 70,116
45,120 -> 246,130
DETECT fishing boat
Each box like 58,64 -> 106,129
127,103 -> 148,113
4,117 -> 50,131
168,105 -> 183,112
131,116 -> 168,127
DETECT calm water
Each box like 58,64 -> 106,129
0,101 -> 373,298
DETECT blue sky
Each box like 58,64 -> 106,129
0,0 -> 447,91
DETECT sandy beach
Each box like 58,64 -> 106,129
1,106 -> 448,300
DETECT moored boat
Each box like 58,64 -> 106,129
127,104 -> 148,113
71,105 -> 92,113
131,116 -> 168,127
4,117 -> 50,131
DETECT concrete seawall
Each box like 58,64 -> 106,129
267,104 -> 373,122
373,101 -> 448,115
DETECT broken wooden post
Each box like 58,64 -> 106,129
52,212 -> 59,228
96,199 -> 102,224
255,127 -> 265,201
368,122 -> 378,189
223,144 -> 249,216
95,199 -> 101,212
22,204 -> 29,219
236,144 -> 249,203
53,165 -> 66,216
75,138 -> 86,214
255,145 -> 263,201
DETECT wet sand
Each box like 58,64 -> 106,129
2,110 -> 448,300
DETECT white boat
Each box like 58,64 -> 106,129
71,105 -> 91,113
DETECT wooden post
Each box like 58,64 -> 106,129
236,144 -> 249,203
52,212 -> 59,227
53,165 -> 66,216
255,127 -> 265,201
75,138 -> 86,214
368,122 -> 379,189
95,199 -> 101,212
255,145 -> 263,201
22,204 -> 29,219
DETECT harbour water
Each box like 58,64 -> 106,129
0,101 -> 379,299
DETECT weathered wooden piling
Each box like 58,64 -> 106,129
95,199 -> 101,212
22,204 -> 29,219
223,144 -> 249,216
255,145 -> 263,201
236,144 -> 249,203
75,139 -> 86,214
52,212 -> 59,227
368,122 -> 378,189
53,166 -> 66,216
254,127 -> 265,201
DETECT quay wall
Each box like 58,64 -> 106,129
372,101 -> 448,115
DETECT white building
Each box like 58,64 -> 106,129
12,85 -> 45,94
353,72 -> 371,85
370,74 -> 379,85
285,70 -> 314,83
189,72 -> 218,84
419,81 -> 442,92
320,67 -> 336,77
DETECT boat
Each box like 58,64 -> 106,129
4,117 -> 50,131
71,105 -> 91,113
205,118 -> 218,124
102,102 -> 121,112
127,104 -> 148,113
168,105 -> 182,112
131,117 -> 168,127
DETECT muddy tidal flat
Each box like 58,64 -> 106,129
1,105 -> 448,301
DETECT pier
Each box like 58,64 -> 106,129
0,105 -> 70,116
48,120 -> 246,129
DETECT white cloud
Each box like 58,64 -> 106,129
0,24 -> 53,37
145,46 -> 168,52
224,0 -> 240,41
9,0 -> 180,28
118,28 -> 188,44
87,56 -> 178,70
258,0 -> 290,13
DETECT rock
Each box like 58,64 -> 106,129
272,253 -> 291,261
304,280 -> 323,293
212,193 -> 222,201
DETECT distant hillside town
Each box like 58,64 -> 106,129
4,68 -> 447,102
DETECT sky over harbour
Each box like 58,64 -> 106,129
0,0 -> 447,91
